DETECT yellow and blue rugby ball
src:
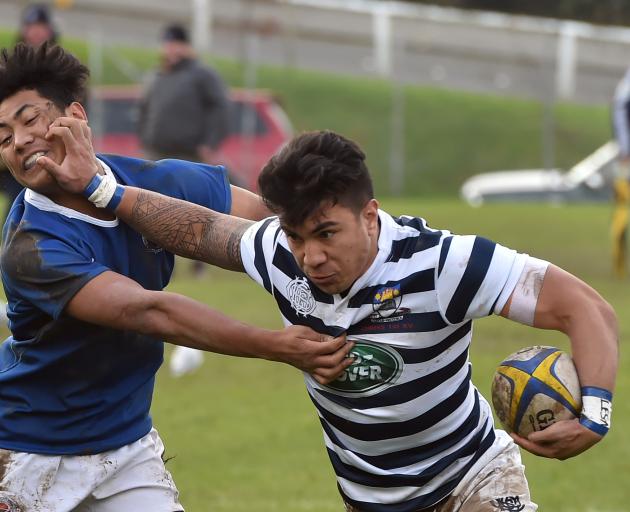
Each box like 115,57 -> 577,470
491,346 -> 582,437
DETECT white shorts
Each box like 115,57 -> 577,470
443,437 -> 538,512
0,428 -> 183,512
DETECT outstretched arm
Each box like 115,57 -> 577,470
67,271 -> 353,384
500,263 -> 618,459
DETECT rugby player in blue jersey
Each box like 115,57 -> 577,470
43,104 -> 618,509
0,44 -> 354,511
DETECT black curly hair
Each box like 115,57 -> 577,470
0,43 -> 89,110
257,130 -> 374,226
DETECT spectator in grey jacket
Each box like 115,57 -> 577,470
138,24 -> 230,164
138,23 -> 232,349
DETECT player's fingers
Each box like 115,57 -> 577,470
45,126 -> 80,151
334,341 -> 356,363
290,324 -> 331,343
320,335 -> 345,351
527,430 -> 557,444
311,336 -> 353,355
80,119 -> 92,140
527,420 -> 571,444
36,155 -> 63,176
328,339 -> 355,359
312,348 -> 355,372
49,118 -> 93,152
312,373 -> 329,385
510,434 -> 555,458
311,358 -> 352,385
50,116 -> 87,140
322,346 -> 356,367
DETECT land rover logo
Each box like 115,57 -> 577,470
325,340 -> 403,396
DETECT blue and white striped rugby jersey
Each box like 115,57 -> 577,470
240,210 -> 527,511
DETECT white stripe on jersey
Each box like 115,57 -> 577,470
240,210 -> 526,512
319,381 -> 486,457
327,400 -> 493,476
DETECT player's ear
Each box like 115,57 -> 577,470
66,102 -> 88,121
362,199 -> 380,234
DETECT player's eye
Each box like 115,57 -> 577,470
319,231 -> 334,239
25,115 -> 38,125
0,135 -> 11,147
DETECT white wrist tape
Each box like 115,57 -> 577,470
88,173 -> 118,208
580,387 -> 612,436
507,256 -> 549,325
582,396 -> 612,427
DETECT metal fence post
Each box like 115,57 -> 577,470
192,0 -> 211,54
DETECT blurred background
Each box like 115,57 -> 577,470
1,1 -> 629,510
1,0 -> 628,198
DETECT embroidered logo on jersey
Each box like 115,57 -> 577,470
325,340 -> 403,396
287,277 -> 316,316
492,496 -> 525,512
370,284 -> 409,323
141,235 -> 164,254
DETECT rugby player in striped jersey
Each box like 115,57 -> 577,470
45,128 -> 618,512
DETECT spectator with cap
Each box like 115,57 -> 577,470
138,23 -> 230,165
17,3 -> 58,47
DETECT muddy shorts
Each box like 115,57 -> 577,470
0,428 -> 183,512
343,441 -> 537,512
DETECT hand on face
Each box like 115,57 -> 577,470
37,116 -> 101,194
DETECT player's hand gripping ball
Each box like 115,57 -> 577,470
491,345 -> 581,437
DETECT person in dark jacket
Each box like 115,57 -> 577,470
138,24 -> 230,164
17,3 -> 59,47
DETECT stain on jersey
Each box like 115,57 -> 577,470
2,228 -> 92,309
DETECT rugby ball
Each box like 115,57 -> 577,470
491,345 -> 581,437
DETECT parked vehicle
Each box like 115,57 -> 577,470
90,86 -> 293,191
460,141 -> 619,205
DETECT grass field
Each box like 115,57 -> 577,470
139,199 -> 629,512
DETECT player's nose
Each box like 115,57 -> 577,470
303,240 -> 327,268
13,126 -> 35,151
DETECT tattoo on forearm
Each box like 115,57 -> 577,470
129,190 -> 250,271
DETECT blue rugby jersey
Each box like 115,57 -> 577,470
0,155 -> 231,455
240,211 -> 527,511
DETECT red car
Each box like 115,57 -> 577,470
91,86 -> 293,191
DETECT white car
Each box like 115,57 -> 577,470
460,141 -> 619,206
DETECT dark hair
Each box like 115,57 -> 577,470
258,130 -> 374,226
0,43 -> 89,110
162,24 -> 189,43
